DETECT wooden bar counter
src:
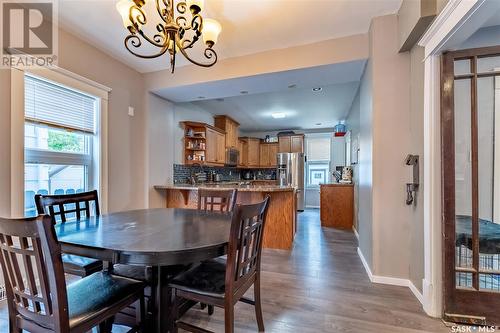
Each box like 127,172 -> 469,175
154,184 -> 297,250
320,183 -> 354,229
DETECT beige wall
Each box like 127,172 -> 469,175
145,34 -> 369,92
0,28 -> 147,216
346,90 -> 360,231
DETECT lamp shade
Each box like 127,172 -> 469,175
187,0 -> 204,13
116,0 -> 134,28
202,18 -> 222,46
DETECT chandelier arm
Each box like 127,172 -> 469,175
155,0 -> 168,23
135,26 -> 168,48
129,4 -> 147,31
176,38 -> 217,67
125,35 -> 170,59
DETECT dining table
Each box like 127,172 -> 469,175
54,208 -> 232,333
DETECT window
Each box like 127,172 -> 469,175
24,74 -> 99,216
305,135 -> 331,188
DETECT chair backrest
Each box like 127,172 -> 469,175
225,196 -> 270,294
35,190 -> 100,224
0,215 -> 69,332
197,189 -> 237,213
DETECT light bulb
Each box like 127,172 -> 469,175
187,0 -> 204,14
202,18 -> 222,47
116,0 -> 134,28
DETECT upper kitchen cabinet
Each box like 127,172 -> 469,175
214,115 -> 240,149
260,143 -> 279,167
239,137 -> 260,167
182,122 -> 226,166
238,139 -> 247,167
278,134 -> 305,153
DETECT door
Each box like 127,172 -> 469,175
442,46 -> 500,325
290,135 -> 304,153
216,132 -> 225,164
260,144 -> 269,167
279,136 -> 291,153
205,128 -> 216,163
269,143 -> 279,167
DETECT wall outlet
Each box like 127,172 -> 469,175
128,106 -> 135,116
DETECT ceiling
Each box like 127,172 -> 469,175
58,0 -> 402,73
169,60 -> 365,131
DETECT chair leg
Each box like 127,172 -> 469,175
171,291 -> 179,333
254,277 -> 265,332
224,305 -> 234,333
200,303 -> 207,310
208,305 -> 214,316
137,295 -> 146,332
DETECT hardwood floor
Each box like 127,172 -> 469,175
0,209 -> 447,332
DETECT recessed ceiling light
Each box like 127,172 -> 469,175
197,96 -> 205,99
315,123 -> 322,126
312,87 -> 322,92
288,84 -> 297,89
272,113 -> 286,119
240,90 -> 249,94
216,98 -> 225,102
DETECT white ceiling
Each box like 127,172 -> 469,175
58,0 -> 402,73
168,60 -> 365,131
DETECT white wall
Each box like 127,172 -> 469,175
346,90 -> 360,231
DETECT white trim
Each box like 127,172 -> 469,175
10,66 -> 110,214
357,247 -> 424,305
419,0 -> 486,58
353,226 -> 359,240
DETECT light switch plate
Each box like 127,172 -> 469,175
128,106 -> 135,116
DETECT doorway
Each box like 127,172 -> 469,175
441,46 -> 500,325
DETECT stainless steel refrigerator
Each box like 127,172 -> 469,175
277,153 -> 305,211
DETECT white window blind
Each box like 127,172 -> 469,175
306,136 -> 331,161
24,75 -> 97,134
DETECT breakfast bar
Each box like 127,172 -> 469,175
155,184 -> 297,250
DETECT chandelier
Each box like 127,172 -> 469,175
116,0 -> 222,73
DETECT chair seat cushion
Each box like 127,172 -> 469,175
67,272 -> 145,329
113,264 -> 190,283
62,253 -> 103,275
169,258 -> 227,298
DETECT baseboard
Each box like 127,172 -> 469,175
357,247 -> 423,305
352,227 -> 359,240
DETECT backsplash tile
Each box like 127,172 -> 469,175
173,164 -> 276,183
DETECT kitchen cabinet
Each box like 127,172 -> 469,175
238,139 -> 247,166
247,138 -> 260,167
278,134 -> 304,153
260,143 -> 279,167
320,184 -> 354,229
214,115 -> 240,149
203,126 -> 226,165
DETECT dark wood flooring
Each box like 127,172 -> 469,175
0,209 -> 447,332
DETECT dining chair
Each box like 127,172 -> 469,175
0,215 -> 145,333
197,188 -> 238,315
34,190 -> 104,277
197,188 -> 238,213
170,196 -> 270,333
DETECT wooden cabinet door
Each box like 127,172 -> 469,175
247,139 -> 260,166
290,135 -> 304,153
278,136 -> 291,153
239,140 -> 248,166
260,144 -> 269,166
216,132 -> 226,163
269,143 -> 279,166
205,128 -> 216,163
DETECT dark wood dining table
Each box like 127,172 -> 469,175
54,208 -> 232,333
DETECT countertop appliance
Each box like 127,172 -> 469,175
277,152 -> 305,211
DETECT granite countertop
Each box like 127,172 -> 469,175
154,183 -> 294,192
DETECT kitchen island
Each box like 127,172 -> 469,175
154,183 -> 296,250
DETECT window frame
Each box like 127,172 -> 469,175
11,66 -> 110,216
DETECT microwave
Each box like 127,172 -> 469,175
225,148 -> 239,167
